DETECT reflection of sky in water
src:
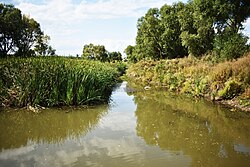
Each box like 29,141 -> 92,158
0,132 -> 191,167
0,82 -> 250,167
234,144 -> 250,154
0,82 -> 191,167
109,82 -> 137,113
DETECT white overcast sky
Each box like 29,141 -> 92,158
1,0 -> 250,55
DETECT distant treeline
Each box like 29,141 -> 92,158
125,0 -> 250,62
82,43 -> 122,62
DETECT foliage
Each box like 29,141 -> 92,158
82,43 -> 122,62
210,0 -> 250,34
0,3 -> 55,57
124,45 -> 135,62
179,1 -> 214,56
134,4 -> 187,61
160,3 -> 188,59
218,80 -> 243,99
82,43 -> 108,61
126,0 -> 250,62
0,57 -> 119,107
110,62 -> 127,76
127,52 -> 250,100
135,8 -> 163,60
108,51 -> 122,62
0,4 -> 22,56
213,32 -> 249,60
34,34 -> 56,56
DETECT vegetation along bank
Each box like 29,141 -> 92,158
0,3 -> 125,109
124,0 -> 250,112
0,57 -> 120,108
126,53 -> 250,111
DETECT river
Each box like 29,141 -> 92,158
0,82 -> 250,167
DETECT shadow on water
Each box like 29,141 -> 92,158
0,106 -> 108,150
134,90 -> 250,167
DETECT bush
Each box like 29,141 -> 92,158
218,80 -> 243,99
114,62 -> 127,76
127,53 -> 250,100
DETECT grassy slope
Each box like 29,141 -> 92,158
0,57 -> 120,107
127,53 -> 250,111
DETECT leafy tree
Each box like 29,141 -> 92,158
47,45 -> 56,56
178,1 -> 214,57
213,31 -> 249,60
108,51 -> 122,62
82,43 -> 95,59
124,45 -> 137,63
210,0 -> 250,34
191,0 -> 250,59
136,8 -> 163,60
0,3 -> 55,57
131,3 -> 189,62
82,44 -> 122,62
160,3 -> 187,58
128,0 -> 249,60
95,45 -> 108,62
15,15 -> 42,56
0,4 -> 22,56
34,34 -> 49,55
82,43 -> 108,61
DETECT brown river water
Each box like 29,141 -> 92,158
0,82 -> 250,167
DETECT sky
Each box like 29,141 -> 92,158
1,0 -> 250,56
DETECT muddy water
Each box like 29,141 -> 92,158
0,82 -> 249,167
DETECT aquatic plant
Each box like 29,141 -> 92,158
0,57 -> 119,107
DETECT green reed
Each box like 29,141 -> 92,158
0,56 -> 119,107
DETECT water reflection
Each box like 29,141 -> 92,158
0,82 -> 250,166
134,90 -> 250,166
0,106 -> 108,150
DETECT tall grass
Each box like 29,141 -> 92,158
127,53 -> 250,102
0,56 -> 119,107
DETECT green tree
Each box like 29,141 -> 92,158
34,34 -> 55,56
160,3 -> 187,58
213,31 -> 249,60
127,0 -> 250,61
130,3 -> 188,61
0,3 -> 54,57
82,43 -> 108,62
15,15 -> 42,56
212,0 -> 250,60
108,51 -> 122,62
95,45 -> 108,62
0,4 -> 22,57
136,8 -> 163,60
178,1 -> 214,57
124,45 -> 137,63
47,45 -> 56,56
192,0 -> 250,59
82,43 -> 95,59
211,0 -> 250,34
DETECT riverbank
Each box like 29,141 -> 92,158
126,53 -> 250,112
0,57 -> 121,108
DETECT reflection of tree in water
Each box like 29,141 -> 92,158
134,91 -> 250,167
0,106 -> 108,150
